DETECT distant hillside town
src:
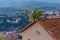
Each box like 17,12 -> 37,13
0,8 -> 60,31
42,10 -> 60,18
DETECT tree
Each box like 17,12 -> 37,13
0,35 -> 6,40
28,9 -> 44,21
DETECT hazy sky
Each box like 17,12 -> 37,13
0,0 -> 60,3
36,0 -> 60,3
0,0 -> 60,7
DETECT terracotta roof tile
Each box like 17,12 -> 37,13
38,18 -> 60,40
20,18 -> 60,40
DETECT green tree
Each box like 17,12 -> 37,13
0,36 -> 6,40
28,9 -> 44,21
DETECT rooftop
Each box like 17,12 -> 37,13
39,18 -> 60,40
20,18 -> 60,40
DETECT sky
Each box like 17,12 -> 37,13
0,0 -> 60,7
36,0 -> 60,3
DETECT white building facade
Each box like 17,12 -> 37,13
20,22 -> 54,40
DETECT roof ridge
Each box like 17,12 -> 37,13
20,20 -> 37,33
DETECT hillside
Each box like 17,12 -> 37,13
18,1 -> 60,9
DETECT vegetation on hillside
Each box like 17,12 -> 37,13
0,35 -> 6,40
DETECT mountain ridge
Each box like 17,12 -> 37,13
15,1 -> 60,9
